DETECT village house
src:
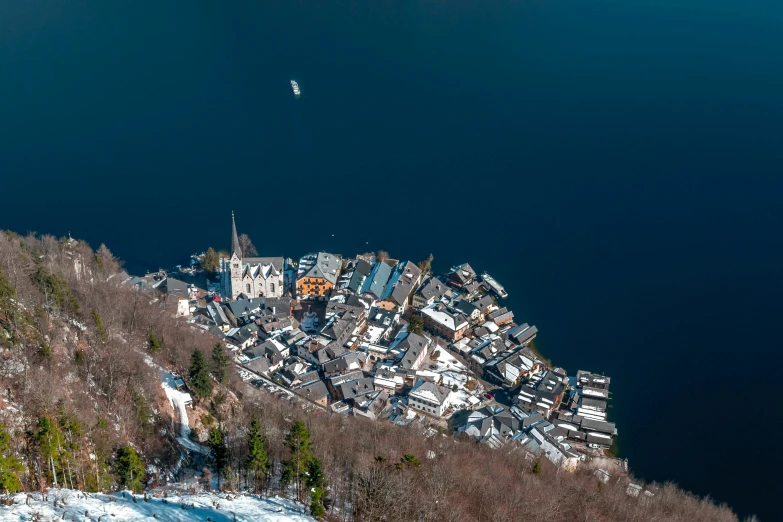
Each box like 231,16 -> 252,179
300,341 -> 346,367
277,359 -> 318,388
294,380 -> 331,408
326,296 -> 368,334
420,303 -> 470,341
360,259 -> 393,299
243,338 -> 289,372
515,370 -> 566,418
580,418 -> 616,448
373,369 -> 405,395
224,297 -> 265,326
296,252 -> 342,299
320,312 -> 359,346
162,277 -> 194,317
447,263 -> 477,288
347,258 -> 373,293
353,390 -> 392,420
471,295 -> 496,318
577,396 -> 609,421
452,299 -> 482,325
322,352 -> 363,378
483,347 -> 543,388
360,342 -> 392,368
408,379 -> 452,417
462,281 -> 482,298
243,355 -> 270,376
336,260 -> 356,290
466,334 -> 505,366
363,307 -> 399,344
527,424 -> 581,471
508,323 -> 538,346
165,294 -> 191,318
227,324 -> 258,350
453,405 -> 521,448
164,277 -> 193,301
488,307 -> 514,327
390,331 -> 431,371
551,412 -> 616,449
336,377 -> 376,403
412,276 -> 454,309
380,260 -> 422,312
207,301 -> 231,331
576,370 -> 611,400
327,369 -> 365,397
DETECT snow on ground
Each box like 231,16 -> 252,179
428,348 -> 481,410
433,348 -> 466,371
161,372 -> 210,457
0,489 -> 314,522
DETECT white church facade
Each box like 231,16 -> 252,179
221,213 -> 285,300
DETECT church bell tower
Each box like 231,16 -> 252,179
229,211 -> 243,299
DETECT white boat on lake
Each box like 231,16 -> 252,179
291,80 -> 300,96
481,272 -> 508,298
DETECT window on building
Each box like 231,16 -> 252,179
246,284 -> 251,293
270,283 -> 275,294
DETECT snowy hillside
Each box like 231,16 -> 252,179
0,489 -> 314,522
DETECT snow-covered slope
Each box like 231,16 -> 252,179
0,489 -> 314,522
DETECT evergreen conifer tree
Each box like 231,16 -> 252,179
211,342 -> 229,386
147,333 -> 161,354
92,309 -> 107,342
307,456 -> 328,517
245,415 -> 269,493
281,421 -> 313,501
207,427 -> 228,489
32,414 -> 64,487
0,423 -> 24,498
408,315 -> 424,335
188,349 -> 212,401
115,446 -> 145,493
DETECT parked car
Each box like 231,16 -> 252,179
484,392 -> 494,400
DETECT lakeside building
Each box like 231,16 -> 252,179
296,252 -> 342,299
223,213 -> 284,300
447,263 -> 477,288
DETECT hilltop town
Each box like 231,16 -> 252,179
137,214 -> 622,476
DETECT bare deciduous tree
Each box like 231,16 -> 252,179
238,234 -> 258,257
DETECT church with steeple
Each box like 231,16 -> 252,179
222,212 -> 285,300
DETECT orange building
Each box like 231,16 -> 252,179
296,252 -> 341,299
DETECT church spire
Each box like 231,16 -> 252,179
231,211 -> 242,258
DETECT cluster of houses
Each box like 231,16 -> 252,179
140,214 -> 617,471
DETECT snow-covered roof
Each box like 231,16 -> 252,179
421,303 -> 468,331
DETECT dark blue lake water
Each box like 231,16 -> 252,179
2,1 -> 782,518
